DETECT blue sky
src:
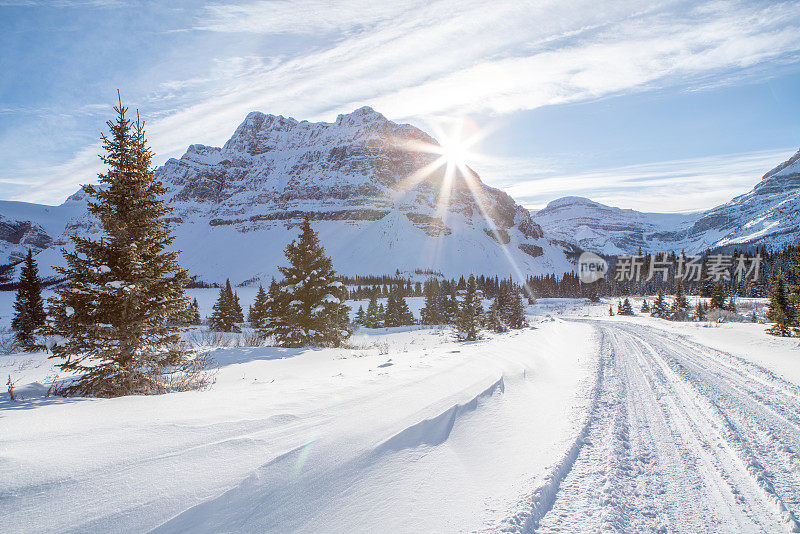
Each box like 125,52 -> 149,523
2,0 -> 800,212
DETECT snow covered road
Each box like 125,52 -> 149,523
536,320 -> 800,533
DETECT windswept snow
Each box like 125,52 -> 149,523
2,300 -> 800,533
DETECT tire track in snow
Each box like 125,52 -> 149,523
621,324 -> 800,532
530,321 -> 796,533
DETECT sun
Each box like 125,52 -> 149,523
439,137 -> 470,167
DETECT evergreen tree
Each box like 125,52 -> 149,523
766,275 -> 797,337
209,282 -> 239,332
271,219 -> 350,347
726,296 -> 737,313
502,284 -> 527,328
485,297 -> 507,333
355,306 -> 365,325
618,298 -> 634,316
640,299 -> 650,313
455,274 -> 483,341
395,289 -> 415,325
670,279 -> 690,320
420,279 -> 444,325
609,305 -> 615,316
11,249 -> 46,349
672,279 -> 689,311
261,279 -> 283,335
384,286 -> 400,327
232,287 -> 244,323
695,300 -> 707,322
363,293 -> 381,328
248,285 -> 269,329
710,282 -> 726,309
188,298 -> 201,325
377,303 -> 386,327
47,98 -> 192,397
651,291 -> 668,318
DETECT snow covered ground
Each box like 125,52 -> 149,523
2,298 -> 800,533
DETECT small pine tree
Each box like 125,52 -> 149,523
710,282 -> 726,309
363,293 -> 381,328
232,289 -> 244,323
355,305 -> 365,325
420,279 -> 444,325
651,291 -> 668,318
384,286 -> 401,327
248,285 -> 269,329
609,305 -> 615,316
271,218 -> 350,347
11,249 -> 46,350
618,298 -> 634,316
47,98 -> 193,397
640,300 -> 650,313
377,303 -> 386,327
395,290 -> 415,325
695,300 -> 707,321
672,279 -> 689,311
455,274 -> 483,341
188,298 -> 201,325
485,297 -> 507,333
503,285 -> 528,329
766,275 -> 797,337
209,282 -> 239,332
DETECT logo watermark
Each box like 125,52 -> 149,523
578,253 -> 762,283
578,252 -> 609,284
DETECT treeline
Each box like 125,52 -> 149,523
526,247 -> 799,299
351,275 -> 528,339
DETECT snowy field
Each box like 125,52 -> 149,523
2,297 -> 800,533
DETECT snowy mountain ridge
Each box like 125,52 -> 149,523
532,148 -> 800,255
4,107 -> 575,284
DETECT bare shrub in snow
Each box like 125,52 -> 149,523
706,308 -> 743,323
0,328 -> 21,355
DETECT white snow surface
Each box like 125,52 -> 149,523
2,299 -> 800,533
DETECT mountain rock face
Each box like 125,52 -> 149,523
8,107 -> 573,284
532,147 -> 800,256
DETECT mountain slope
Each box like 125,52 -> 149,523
6,107 -> 575,283
532,147 -> 800,255
531,197 -> 699,256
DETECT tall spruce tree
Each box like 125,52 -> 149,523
455,274 -> 483,341
271,219 -> 350,346
11,249 -> 46,349
48,98 -> 192,397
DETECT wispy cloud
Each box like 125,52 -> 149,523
5,0 -> 800,206
477,148 -> 798,213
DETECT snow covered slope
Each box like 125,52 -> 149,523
4,107 -> 574,283
532,147 -> 800,255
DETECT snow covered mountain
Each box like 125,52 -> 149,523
532,147 -> 800,255
531,197 -> 699,256
3,107 -> 575,284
